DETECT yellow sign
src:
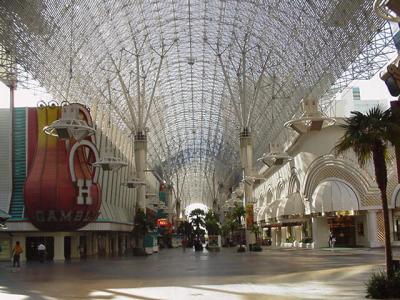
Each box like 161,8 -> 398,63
246,204 -> 254,229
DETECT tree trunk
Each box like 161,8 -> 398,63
373,143 -> 394,278
380,189 -> 394,278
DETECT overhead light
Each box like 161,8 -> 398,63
242,176 -> 266,185
284,99 -> 335,134
43,103 -> 95,141
93,149 -> 128,171
258,143 -> 293,167
0,209 -> 10,230
122,177 -> 146,189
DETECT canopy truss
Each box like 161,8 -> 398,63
0,0 -> 395,207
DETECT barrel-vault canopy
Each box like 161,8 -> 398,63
0,1 -> 393,208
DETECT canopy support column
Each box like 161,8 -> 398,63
239,128 -> 256,246
134,132 -> 147,212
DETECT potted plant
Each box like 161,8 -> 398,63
205,210 -> 221,252
190,208 -> 205,251
132,209 -> 148,256
250,224 -> 262,252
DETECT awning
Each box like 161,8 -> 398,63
311,180 -> 359,213
0,209 -> 11,221
277,192 -> 305,217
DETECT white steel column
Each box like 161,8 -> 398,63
240,129 -> 253,206
240,129 -> 256,246
175,199 -> 181,220
53,234 -> 65,260
167,186 -> 174,223
134,132 -> 147,211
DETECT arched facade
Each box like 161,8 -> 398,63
253,124 -> 399,249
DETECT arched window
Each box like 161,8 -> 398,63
266,189 -> 273,204
276,180 -> 285,200
288,172 -> 300,195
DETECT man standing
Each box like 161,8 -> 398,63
12,241 -> 23,271
37,242 -> 46,263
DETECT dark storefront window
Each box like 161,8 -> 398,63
394,211 -> 400,241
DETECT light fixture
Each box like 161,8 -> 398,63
242,176 -> 266,185
0,209 -> 10,230
258,143 -> 293,167
43,103 -> 95,140
284,99 -> 335,134
122,177 -> 146,189
93,154 -> 128,171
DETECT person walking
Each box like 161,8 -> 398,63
182,237 -> 187,252
12,241 -> 23,271
37,242 -> 46,263
329,232 -> 336,250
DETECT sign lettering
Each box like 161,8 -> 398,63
77,179 -> 92,205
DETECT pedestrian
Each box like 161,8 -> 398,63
182,237 -> 187,252
12,241 -> 23,271
37,242 -> 46,263
329,232 -> 336,249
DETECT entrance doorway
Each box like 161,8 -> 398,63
79,236 -> 87,259
64,236 -> 71,260
328,216 -> 356,247
26,237 -> 54,261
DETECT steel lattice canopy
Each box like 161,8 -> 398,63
0,0 -> 392,207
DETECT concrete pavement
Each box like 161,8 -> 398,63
0,247 -> 396,299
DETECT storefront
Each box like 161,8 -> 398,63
327,214 -> 356,247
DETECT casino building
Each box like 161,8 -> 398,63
254,101 -> 400,249
0,103 -> 168,261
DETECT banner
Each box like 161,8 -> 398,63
246,204 -> 254,229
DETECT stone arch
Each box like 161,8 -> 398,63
303,155 -> 379,208
391,184 -> 400,208
266,187 -> 273,204
257,192 -> 265,208
288,168 -> 301,195
276,179 -> 285,200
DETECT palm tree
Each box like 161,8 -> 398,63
232,203 -> 245,228
189,208 -> 206,240
336,107 -> 394,278
205,210 -> 220,236
251,224 -> 261,245
178,220 -> 193,245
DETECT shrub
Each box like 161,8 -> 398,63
251,244 -> 262,252
366,270 -> 400,299
237,245 -> 246,253
301,237 -> 313,243
286,236 -> 295,243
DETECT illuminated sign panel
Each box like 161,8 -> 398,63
24,105 -> 101,231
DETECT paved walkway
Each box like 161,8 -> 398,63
0,247 -> 396,299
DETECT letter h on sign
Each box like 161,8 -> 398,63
77,179 -> 92,205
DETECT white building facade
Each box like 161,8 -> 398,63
254,122 -> 400,249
